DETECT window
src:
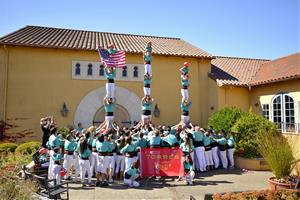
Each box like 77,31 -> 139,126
262,104 -> 269,119
272,94 -> 295,132
99,65 -> 104,76
75,63 -> 81,75
87,64 -> 93,76
122,66 -> 127,77
133,66 -> 138,78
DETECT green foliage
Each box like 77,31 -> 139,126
0,143 -> 18,153
15,141 -> 41,154
207,107 -> 245,133
232,112 -> 278,158
258,131 -> 298,179
59,127 -> 70,139
0,152 -> 37,200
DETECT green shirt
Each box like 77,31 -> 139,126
148,135 -> 161,146
120,142 -> 138,153
107,49 -> 118,54
142,102 -> 152,111
227,136 -> 234,147
79,148 -> 91,158
183,161 -> 193,171
162,134 -> 178,146
144,77 -> 151,85
96,140 -> 111,152
52,153 -> 62,161
214,137 -> 227,145
48,135 -> 61,149
137,138 -> 148,148
193,131 -> 203,142
64,139 -> 77,151
180,66 -> 189,74
144,54 -> 152,62
203,136 -> 211,146
105,102 -> 115,113
180,142 -> 194,153
105,68 -> 116,79
125,167 -> 137,178
181,102 -> 192,112
181,77 -> 189,87
145,46 -> 152,53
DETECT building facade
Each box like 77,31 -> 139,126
0,25 -> 299,143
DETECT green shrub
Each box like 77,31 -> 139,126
59,127 -> 70,139
208,107 -> 245,133
0,143 -> 18,153
232,112 -> 278,158
15,141 -> 41,154
258,131 -> 298,178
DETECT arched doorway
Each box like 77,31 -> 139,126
93,104 -> 131,127
74,86 -> 141,128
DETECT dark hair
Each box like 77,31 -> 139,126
125,136 -> 132,145
139,132 -> 144,138
98,134 -> 105,142
148,127 -> 153,132
185,154 -> 193,165
185,135 -> 191,152
79,140 -> 87,154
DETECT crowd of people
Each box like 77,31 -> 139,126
39,116 -> 235,188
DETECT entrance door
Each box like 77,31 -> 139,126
93,104 -> 131,127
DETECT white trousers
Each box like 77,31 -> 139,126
181,115 -> 190,124
79,159 -> 91,184
124,174 -> 140,187
97,156 -> 109,174
204,150 -> 213,166
48,150 -> 54,180
63,154 -> 75,179
219,150 -> 228,168
89,152 -> 98,176
195,146 -> 207,172
115,155 -> 125,173
143,87 -> 151,96
52,164 -> 62,185
211,146 -> 220,168
105,83 -> 115,98
108,156 -> 115,173
125,157 -> 134,171
74,153 -> 80,178
145,64 -> 151,75
185,170 -> 195,184
227,148 -> 235,167
142,115 -> 151,124
181,89 -> 189,100
105,116 -> 114,123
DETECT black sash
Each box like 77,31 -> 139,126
142,110 -> 151,115
107,79 -> 114,83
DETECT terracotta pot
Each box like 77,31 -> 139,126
268,177 -> 296,190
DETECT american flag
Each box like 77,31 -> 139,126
98,48 -> 126,68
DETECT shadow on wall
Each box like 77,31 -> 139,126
0,120 -> 34,143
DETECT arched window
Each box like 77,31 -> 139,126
99,65 -> 104,76
133,66 -> 138,78
87,63 -> 93,76
272,94 -> 295,132
75,63 -> 81,75
122,66 -> 127,77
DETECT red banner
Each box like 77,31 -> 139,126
140,148 -> 183,177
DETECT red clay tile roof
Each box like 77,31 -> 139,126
210,56 -> 269,86
250,52 -> 300,86
0,25 -> 213,58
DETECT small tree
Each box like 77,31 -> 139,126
208,107 -> 245,133
232,112 -> 278,158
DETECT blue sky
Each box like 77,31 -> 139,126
0,0 -> 299,59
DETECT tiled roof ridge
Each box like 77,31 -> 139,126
215,55 -> 270,62
20,25 -> 182,41
181,39 -> 214,58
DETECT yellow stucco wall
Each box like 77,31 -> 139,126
0,47 -> 7,121
1,45 -> 211,142
250,79 -> 300,125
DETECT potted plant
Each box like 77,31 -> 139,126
258,131 -> 299,190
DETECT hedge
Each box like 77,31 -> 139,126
0,143 -> 18,153
15,141 -> 41,154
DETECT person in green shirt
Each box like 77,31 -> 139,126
213,131 -> 228,169
120,136 -> 138,171
124,160 -> 140,187
180,62 -> 189,75
142,95 -> 154,125
183,154 -> 195,185
227,131 -> 235,168
107,44 -> 118,55
203,132 -> 214,170
63,134 -> 77,180
104,64 -> 116,99
143,73 -> 152,96
51,147 -> 63,185
181,74 -> 189,101
144,41 -> 152,76
95,134 -> 110,186
115,136 -> 126,180
181,100 -> 192,125
78,138 -> 92,186
104,97 -> 116,129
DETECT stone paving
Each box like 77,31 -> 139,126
66,168 -> 273,200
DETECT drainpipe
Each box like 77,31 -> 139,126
3,45 -> 9,122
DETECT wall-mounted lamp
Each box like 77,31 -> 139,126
60,102 -> 69,117
210,106 -> 214,110
254,103 -> 259,107
153,104 -> 160,118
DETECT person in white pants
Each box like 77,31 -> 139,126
180,100 -> 192,125
124,161 -> 140,187
141,95 -> 153,126
63,134 -> 77,180
90,136 -> 99,177
144,41 -> 152,76
181,74 -> 189,101
227,132 -> 235,168
115,136 -> 126,179
120,136 -> 138,171
51,148 -> 63,185
214,131 -> 228,169
190,126 -> 206,172
78,138 -> 92,186
183,154 -> 195,185
104,97 -> 115,128
104,66 -> 116,99
143,74 -> 152,96
203,132 -> 214,170
210,131 -> 220,169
